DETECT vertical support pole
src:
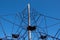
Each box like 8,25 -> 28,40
28,3 -> 32,40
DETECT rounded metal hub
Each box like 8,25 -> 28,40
27,26 -> 36,31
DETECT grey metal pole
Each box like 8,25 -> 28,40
28,3 -> 32,40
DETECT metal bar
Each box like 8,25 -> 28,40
28,3 -> 32,40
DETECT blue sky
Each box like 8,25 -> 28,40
0,0 -> 60,40
0,0 -> 60,17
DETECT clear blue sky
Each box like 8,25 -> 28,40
0,0 -> 60,40
0,0 -> 60,18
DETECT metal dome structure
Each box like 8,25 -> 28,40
0,2 -> 60,40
